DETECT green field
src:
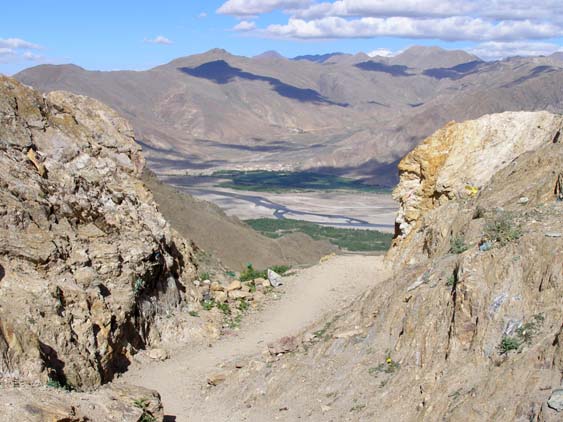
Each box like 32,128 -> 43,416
213,170 -> 390,193
245,218 -> 393,252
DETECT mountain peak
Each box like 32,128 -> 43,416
253,50 -> 285,60
391,45 -> 480,69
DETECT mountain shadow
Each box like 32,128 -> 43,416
423,60 -> 484,80
354,61 -> 413,76
502,65 -> 559,88
179,60 -> 348,106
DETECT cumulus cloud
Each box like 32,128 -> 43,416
469,41 -> 563,60
218,0 -> 311,16
264,16 -> 561,41
367,48 -> 400,57
0,38 -> 42,50
217,0 -> 563,45
144,35 -> 173,45
234,20 -> 257,31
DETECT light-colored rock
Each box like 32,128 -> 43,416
393,111 -> 563,240
267,269 -> 283,287
212,291 -> 228,303
267,336 -> 301,355
548,389 -> 563,411
211,281 -> 224,292
228,290 -> 251,300
0,383 -> 164,422
207,372 -> 227,386
226,280 -> 242,291
148,348 -> 169,361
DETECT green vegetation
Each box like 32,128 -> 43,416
212,170 -> 390,193
188,310 -> 200,317
498,314 -> 544,354
484,212 -> 522,247
239,263 -> 290,281
450,235 -> 469,254
46,378 -> 72,391
133,278 -> 145,295
133,398 -> 157,422
498,336 -> 520,354
202,299 -> 215,311
246,218 -> 393,252
199,272 -> 211,281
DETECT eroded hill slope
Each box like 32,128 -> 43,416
199,111 -> 563,421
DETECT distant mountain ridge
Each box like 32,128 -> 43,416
15,46 -> 563,185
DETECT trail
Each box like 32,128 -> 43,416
121,255 -> 388,421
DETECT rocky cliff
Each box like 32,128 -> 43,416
0,75 -> 203,395
200,111 -> 563,421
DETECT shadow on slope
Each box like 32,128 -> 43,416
355,61 -> 413,76
179,60 -> 348,106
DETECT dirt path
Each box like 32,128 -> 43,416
121,255 -> 388,421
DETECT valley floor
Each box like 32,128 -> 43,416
120,255 -> 389,421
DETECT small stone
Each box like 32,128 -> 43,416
267,336 -> 301,355
210,281 -> 224,292
207,372 -> 227,386
226,280 -> 242,291
202,279 -> 211,286
212,291 -> 228,303
193,279 -> 201,287
147,348 -> 169,361
321,405 -> 331,413
228,290 -> 251,300
545,232 -> 562,238
548,389 -> 563,411
253,291 -> 265,302
267,269 -> 283,288
518,196 -> 529,204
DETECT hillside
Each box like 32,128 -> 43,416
148,111 -> 563,420
15,46 -> 563,185
142,169 -> 336,270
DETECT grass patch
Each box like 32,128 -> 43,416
212,170 -> 390,193
239,263 -> 290,281
450,235 -> 469,254
484,212 -> 522,247
133,398 -> 157,422
246,218 -> 393,252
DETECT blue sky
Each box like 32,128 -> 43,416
1,0 -> 562,75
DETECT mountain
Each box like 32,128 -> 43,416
15,46 -> 563,186
390,45 -> 481,69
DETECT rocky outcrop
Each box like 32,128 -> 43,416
0,382 -> 163,421
198,111 -> 563,421
0,76 -> 201,390
393,111 -> 563,242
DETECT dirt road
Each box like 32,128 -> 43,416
121,255 -> 388,421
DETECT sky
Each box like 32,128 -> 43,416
1,0 -> 562,75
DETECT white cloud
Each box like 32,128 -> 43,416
0,38 -> 42,49
234,20 -> 257,31
294,0 -> 474,19
22,51 -> 43,61
367,48 -> 400,57
468,41 -> 563,60
218,0 -> 311,16
198,12 -> 208,18
264,16 -> 562,42
144,35 -> 173,45
216,0 -> 563,46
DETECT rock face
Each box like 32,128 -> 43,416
0,76 -> 200,390
198,111 -> 563,421
393,111 -> 563,242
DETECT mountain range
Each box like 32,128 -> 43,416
15,46 -> 563,185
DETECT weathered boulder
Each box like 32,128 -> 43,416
0,382 -> 164,421
0,76 -> 199,389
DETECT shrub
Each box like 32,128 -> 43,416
484,212 -> 522,247
499,336 -> 520,354
450,235 -> 469,254
133,398 -> 156,422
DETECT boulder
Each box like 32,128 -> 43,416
267,269 -> 283,287
226,280 -> 242,291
